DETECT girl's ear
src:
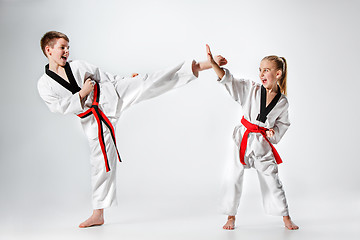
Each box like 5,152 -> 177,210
276,69 -> 282,79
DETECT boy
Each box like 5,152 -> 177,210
38,31 -> 227,228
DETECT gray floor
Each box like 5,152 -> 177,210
2,191 -> 359,240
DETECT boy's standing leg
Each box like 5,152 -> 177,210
79,129 -> 119,228
79,209 -> 104,228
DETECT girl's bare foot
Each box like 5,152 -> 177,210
79,209 -> 104,228
223,216 -> 235,230
283,216 -> 299,230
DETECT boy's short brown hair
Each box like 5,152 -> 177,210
40,31 -> 69,57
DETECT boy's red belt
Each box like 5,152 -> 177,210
240,117 -> 282,165
77,82 -> 121,172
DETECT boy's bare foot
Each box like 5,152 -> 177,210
283,216 -> 299,230
223,216 -> 235,230
79,209 -> 104,228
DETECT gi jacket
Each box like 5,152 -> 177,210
38,60 -> 196,139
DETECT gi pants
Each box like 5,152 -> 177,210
88,127 -> 119,209
221,142 -> 289,216
81,60 -> 196,209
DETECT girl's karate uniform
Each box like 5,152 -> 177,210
38,60 -> 197,209
219,68 -> 290,216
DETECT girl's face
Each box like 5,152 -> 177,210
259,60 -> 282,91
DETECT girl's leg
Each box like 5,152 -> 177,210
221,143 -> 245,229
254,157 -> 298,230
283,216 -> 299,230
223,215 -> 236,230
254,157 -> 288,216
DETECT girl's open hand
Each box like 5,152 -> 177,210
207,44 -> 227,66
206,44 -> 216,65
206,44 -> 226,79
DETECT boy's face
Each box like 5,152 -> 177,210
46,38 -> 69,67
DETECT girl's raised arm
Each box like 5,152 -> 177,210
207,44 -> 226,79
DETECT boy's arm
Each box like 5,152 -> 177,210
38,79 -> 84,115
79,78 -> 94,100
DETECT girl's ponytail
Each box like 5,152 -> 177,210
278,57 -> 287,96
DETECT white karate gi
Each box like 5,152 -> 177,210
38,60 -> 197,209
219,68 -> 291,216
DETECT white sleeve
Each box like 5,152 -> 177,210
37,80 -> 84,115
269,103 -> 291,144
74,60 -> 119,85
114,60 -> 197,111
218,68 -> 254,107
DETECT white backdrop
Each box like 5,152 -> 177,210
1,0 -> 359,239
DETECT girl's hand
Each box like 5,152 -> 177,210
206,44 -> 226,79
266,129 -> 275,138
206,44 -> 217,65
79,78 -> 94,99
207,45 -> 227,66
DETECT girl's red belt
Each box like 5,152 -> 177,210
240,116 -> 282,165
77,82 -> 121,172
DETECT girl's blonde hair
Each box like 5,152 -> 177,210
262,55 -> 287,95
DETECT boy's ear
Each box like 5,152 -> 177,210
45,45 -> 51,57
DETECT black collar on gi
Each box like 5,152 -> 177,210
45,62 -> 81,94
256,85 -> 282,123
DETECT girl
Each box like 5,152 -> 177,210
206,45 -> 298,230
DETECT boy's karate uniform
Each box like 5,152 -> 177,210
219,68 -> 290,216
38,60 -> 197,209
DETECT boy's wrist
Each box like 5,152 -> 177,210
79,90 -> 85,100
